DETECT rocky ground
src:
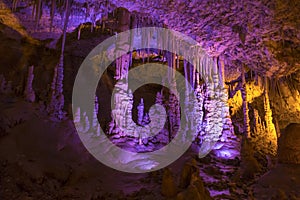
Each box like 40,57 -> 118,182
1,95 -> 299,200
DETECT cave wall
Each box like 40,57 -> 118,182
0,1 -> 299,161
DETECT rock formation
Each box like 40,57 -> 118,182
24,65 -> 35,103
278,123 -> 300,164
47,61 -> 65,120
137,98 -> 144,126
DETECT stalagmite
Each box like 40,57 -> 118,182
74,107 -> 81,124
125,89 -> 135,136
218,59 -> 234,134
109,80 -> 136,137
92,96 -> 99,128
263,77 -> 278,155
183,59 -> 190,94
253,108 -> 263,133
241,65 -> 251,138
137,98 -> 144,126
82,111 -> 90,133
24,65 -> 35,102
48,58 -> 65,119
197,56 -> 228,157
48,0 -> 70,119
142,113 -> 150,125
194,84 -> 205,136
115,54 -> 130,80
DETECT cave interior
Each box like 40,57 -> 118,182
0,0 -> 300,199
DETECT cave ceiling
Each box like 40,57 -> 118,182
1,0 -> 300,78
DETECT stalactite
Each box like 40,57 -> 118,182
176,55 -> 180,70
12,0 -> 19,11
31,0 -> 36,19
189,63 -> 194,90
35,0 -> 42,29
60,0 -> 70,57
183,59 -> 189,94
241,65 -> 251,138
24,65 -> 35,102
171,53 -> 176,80
50,0 -> 56,32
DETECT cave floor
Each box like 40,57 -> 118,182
0,95 -> 299,200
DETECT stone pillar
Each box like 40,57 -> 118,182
241,65 -> 251,138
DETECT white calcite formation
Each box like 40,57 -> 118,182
109,80 -> 137,137
149,91 -> 167,134
73,107 -> 81,124
24,65 -> 35,102
92,96 -> 101,136
92,96 -> 99,128
203,83 -> 224,142
194,84 -> 205,137
167,91 -> 180,138
115,54 -> 131,80
137,98 -> 144,126
125,89 -> 135,135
